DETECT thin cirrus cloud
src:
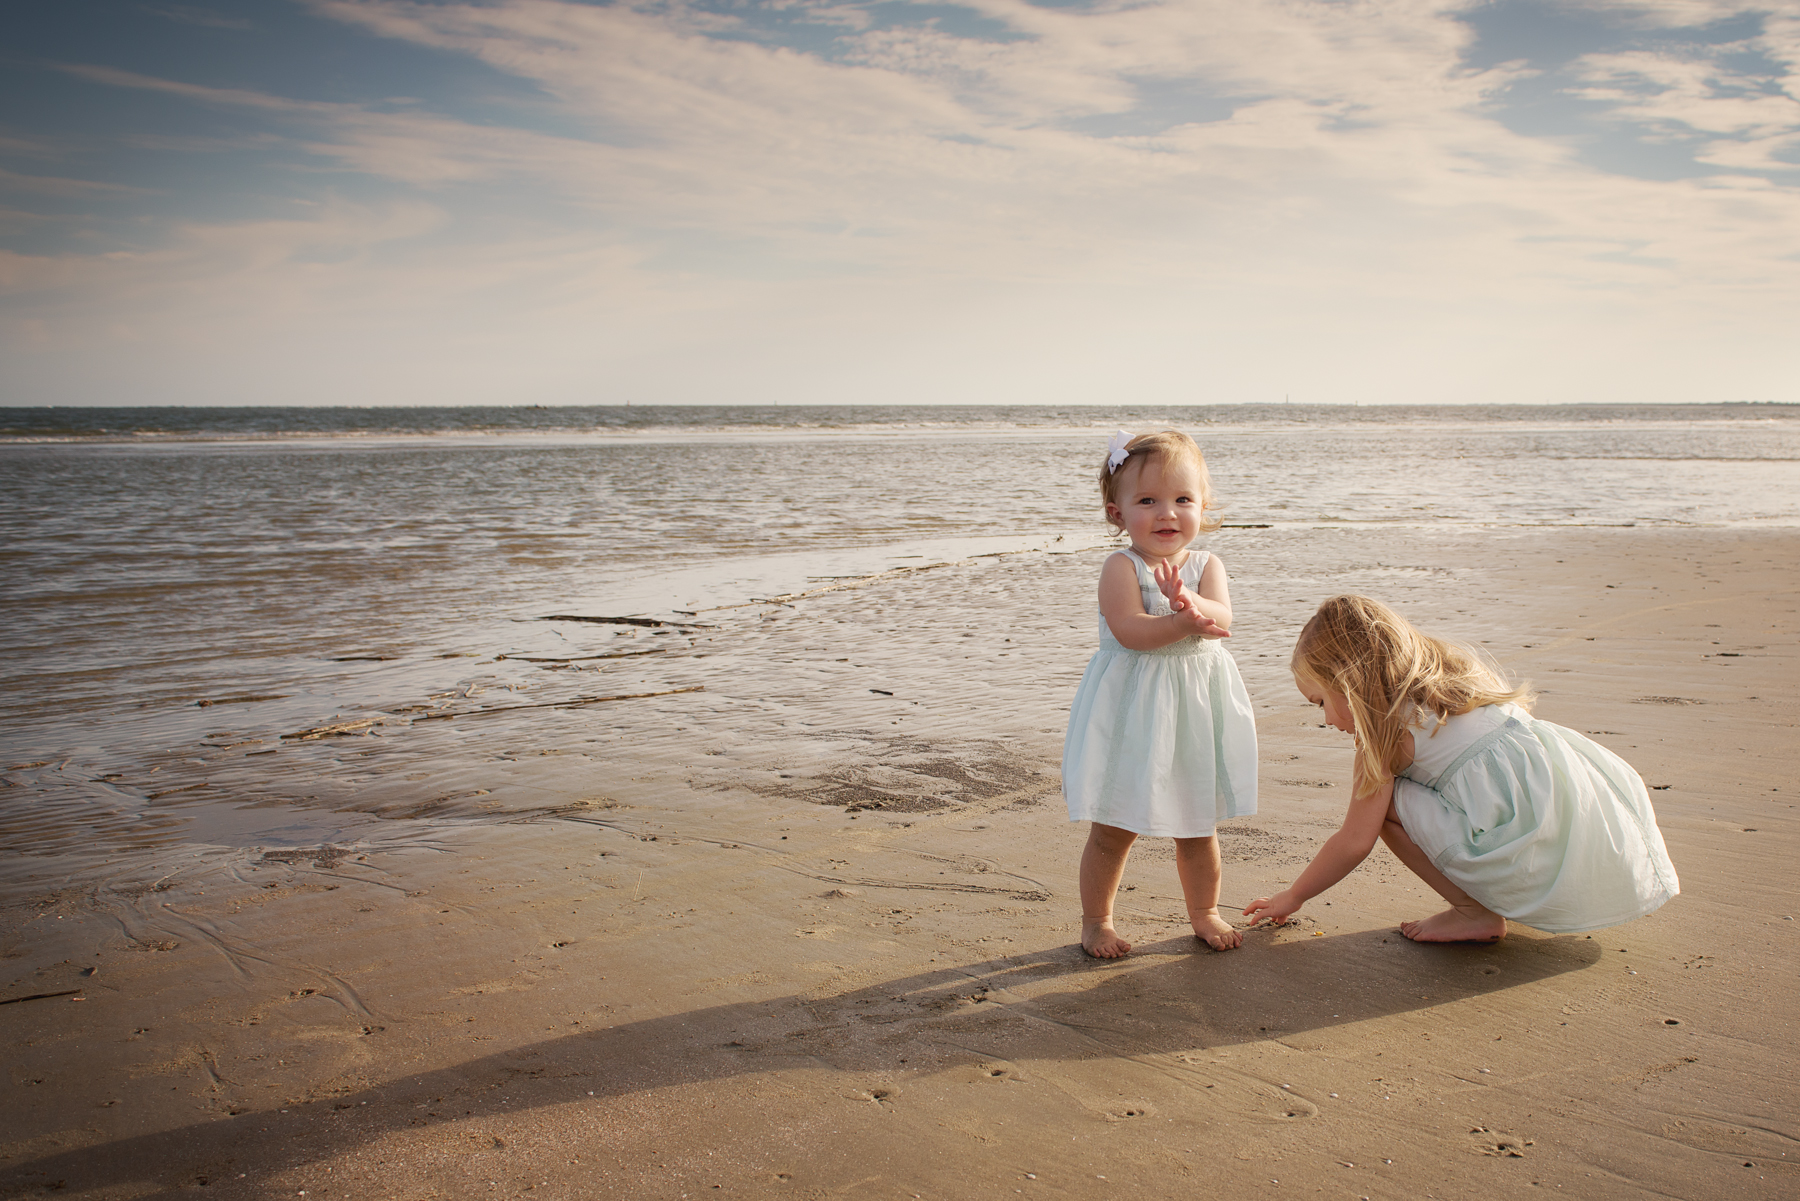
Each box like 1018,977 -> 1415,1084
0,0 -> 1795,407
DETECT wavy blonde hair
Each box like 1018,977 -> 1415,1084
1098,430 -> 1223,535
1291,594 -> 1533,795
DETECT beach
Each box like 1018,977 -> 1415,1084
9,0 -> 1800,1184
4,521 -> 1795,1199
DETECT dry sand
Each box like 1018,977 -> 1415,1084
3,526 -> 1796,1200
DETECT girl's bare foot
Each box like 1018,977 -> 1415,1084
1082,921 -> 1132,958
1191,910 -> 1242,951
1400,905 -> 1506,943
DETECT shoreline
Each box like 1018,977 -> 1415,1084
3,524 -> 1796,1198
5,425 -> 1795,453
5,400 -> 1797,450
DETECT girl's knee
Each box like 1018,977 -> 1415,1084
1088,822 -> 1138,851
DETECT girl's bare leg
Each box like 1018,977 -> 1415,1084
1079,823 -> 1138,958
1174,835 -> 1242,950
1380,805 -> 1506,943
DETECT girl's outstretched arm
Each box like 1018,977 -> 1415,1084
1243,777 -> 1394,926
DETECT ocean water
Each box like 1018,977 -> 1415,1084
3,403 -> 1796,873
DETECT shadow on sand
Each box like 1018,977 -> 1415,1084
2,925 -> 1601,1192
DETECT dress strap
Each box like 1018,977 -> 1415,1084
1117,548 -> 1155,587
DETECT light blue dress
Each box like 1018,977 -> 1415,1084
1062,548 -> 1258,837
1395,703 -> 1680,933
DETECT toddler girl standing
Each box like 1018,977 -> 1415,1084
1245,594 -> 1679,940
1063,430 -> 1259,957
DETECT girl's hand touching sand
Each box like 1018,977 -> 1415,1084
1243,890 -> 1300,926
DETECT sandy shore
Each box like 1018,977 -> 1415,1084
3,525 -> 1796,1199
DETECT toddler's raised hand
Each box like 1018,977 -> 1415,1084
1152,559 -> 1190,610
1155,560 -> 1229,638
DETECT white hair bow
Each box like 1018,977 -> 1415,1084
1105,429 -> 1134,474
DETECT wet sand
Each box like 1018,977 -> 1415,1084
3,526 -> 1796,1199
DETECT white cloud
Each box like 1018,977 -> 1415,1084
1557,0 -> 1772,28
0,167 -> 152,197
4,0 -> 1798,405
281,0 -> 1796,282
58,63 -> 339,114
1566,28 -> 1800,172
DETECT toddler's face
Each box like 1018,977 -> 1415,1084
1106,454 -> 1205,560
1296,676 -> 1355,734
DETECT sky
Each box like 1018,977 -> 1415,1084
2,0 -> 1797,407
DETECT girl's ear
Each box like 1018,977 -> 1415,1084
1103,502 -> 1124,528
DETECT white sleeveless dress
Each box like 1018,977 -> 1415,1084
1395,703 -> 1680,933
1062,548 -> 1258,837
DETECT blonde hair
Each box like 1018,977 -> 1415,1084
1098,430 -> 1222,535
1291,594 -> 1533,794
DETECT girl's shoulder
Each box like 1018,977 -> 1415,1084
1097,550 -> 1143,592
1103,547 -> 1146,574
1422,701 -> 1515,738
